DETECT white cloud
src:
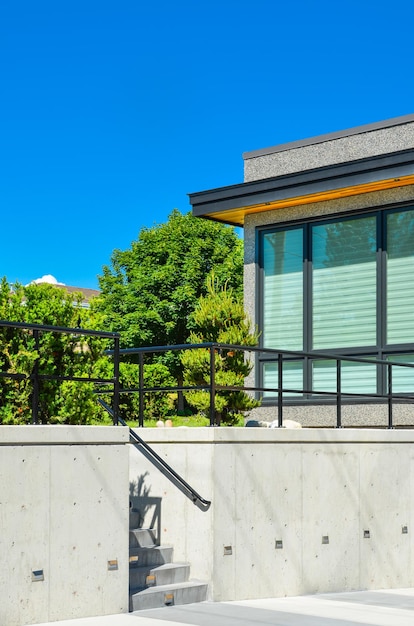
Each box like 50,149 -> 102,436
31,274 -> 65,286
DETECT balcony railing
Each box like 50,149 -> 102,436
108,343 -> 414,429
1,320 -> 414,428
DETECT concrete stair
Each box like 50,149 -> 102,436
129,511 -> 208,611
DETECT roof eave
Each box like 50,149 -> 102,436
189,149 -> 414,227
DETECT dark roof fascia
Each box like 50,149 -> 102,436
243,114 -> 414,160
189,149 -> 414,219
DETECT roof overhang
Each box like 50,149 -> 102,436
189,149 -> 414,227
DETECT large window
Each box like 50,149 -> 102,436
260,206 -> 414,397
312,217 -> 377,349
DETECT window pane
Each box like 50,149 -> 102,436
263,361 -> 303,398
263,229 -> 303,350
386,354 -> 414,394
312,217 -> 377,349
312,359 -> 377,395
387,210 -> 414,344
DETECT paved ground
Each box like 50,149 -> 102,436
30,588 -> 414,626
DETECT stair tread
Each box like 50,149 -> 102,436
130,543 -> 173,550
129,528 -> 208,611
130,580 -> 207,596
129,544 -> 172,553
130,562 -> 190,571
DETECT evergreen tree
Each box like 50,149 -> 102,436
181,277 -> 260,425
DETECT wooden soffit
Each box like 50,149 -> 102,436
204,174 -> 414,227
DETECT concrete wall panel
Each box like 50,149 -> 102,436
132,428 -> 414,602
0,426 -> 129,626
0,446 -> 51,625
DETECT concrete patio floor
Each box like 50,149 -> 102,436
30,588 -> 414,626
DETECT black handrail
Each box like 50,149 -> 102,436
0,319 -> 119,338
0,320 -> 121,424
3,320 -> 414,429
97,399 -> 211,512
110,342 -> 414,429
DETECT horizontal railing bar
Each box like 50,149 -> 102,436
0,371 -> 27,380
114,385 -> 210,394
0,371 -> 115,385
34,374 -> 115,384
106,342 -> 214,356
106,341 -> 414,370
0,319 -> 119,339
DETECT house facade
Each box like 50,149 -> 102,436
189,115 -> 414,425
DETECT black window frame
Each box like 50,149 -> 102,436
256,201 -> 414,403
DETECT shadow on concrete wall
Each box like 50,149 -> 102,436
130,472 -> 162,544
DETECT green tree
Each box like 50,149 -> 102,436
96,209 -> 244,412
96,209 -> 243,348
0,278 -> 109,424
181,277 -> 260,425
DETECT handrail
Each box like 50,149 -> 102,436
3,320 -> 414,429
0,319 -> 119,338
0,320 -> 121,424
109,342 -> 414,429
97,399 -> 211,512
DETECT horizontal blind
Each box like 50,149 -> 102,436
312,217 -> 376,349
312,359 -> 377,395
386,355 -> 414,394
263,228 -> 303,350
387,211 -> 414,344
263,361 -> 304,398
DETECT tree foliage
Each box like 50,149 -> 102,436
0,279 -> 108,424
96,209 -> 243,351
181,277 -> 260,425
96,209 -> 244,415
0,212 -> 246,424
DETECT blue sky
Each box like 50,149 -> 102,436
1,0 -> 414,289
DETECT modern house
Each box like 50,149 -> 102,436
189,114 -> 414,426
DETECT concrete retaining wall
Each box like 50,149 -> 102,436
3,424 -> 413,624
0,426 -> 130,626
131,427 -> 414,601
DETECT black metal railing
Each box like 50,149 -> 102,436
0,320 -> 121,424
109,343 -> 414,429
2,321 -> 414,429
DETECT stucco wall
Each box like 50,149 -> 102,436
0,426 -> 130,626
130,427 -> 414,602
243,118 -> 414,182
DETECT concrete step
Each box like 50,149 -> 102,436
130,581 -> 209,611
129,528 -> 157,548
129,545 -> 173,567
129,562 -> 190,589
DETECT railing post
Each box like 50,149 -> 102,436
210,345 -> 216,426
31,329 -> 40,424
278,352 -> 283,427
387,362 -> 393,429
112,336 -> 120,425
139,352 -> 144,427
336,359 -> 342,428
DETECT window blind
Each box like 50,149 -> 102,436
312,218 -> 377,349
263,228 -> 303,350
